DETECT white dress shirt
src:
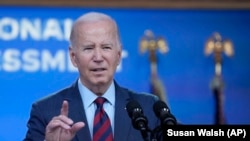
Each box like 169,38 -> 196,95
78,79 -> 115,139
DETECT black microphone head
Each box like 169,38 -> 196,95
153,100 -> 170,118
126,100 -> 148,131
126,100 -> 143,118
153,100 -> 177,125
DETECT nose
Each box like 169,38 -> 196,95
93,48 -> 103,61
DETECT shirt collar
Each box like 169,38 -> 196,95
78,79 -> 115,108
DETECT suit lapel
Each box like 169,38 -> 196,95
114,82 -> 133,141
65,80 -> 92,141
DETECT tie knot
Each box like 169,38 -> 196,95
94,97 -> 106,107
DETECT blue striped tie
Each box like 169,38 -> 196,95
93,97 -> 113,141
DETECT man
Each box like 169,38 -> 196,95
24,11 -> 161,141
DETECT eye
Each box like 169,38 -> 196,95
82,45 -> 94,51
103,46 -> 111,50
102,44 -> 113,50
84,47 -> 93,50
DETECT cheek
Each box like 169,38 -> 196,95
76,56 -> 87,66
72,54 -> 85,68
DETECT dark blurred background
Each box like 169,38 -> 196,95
0,0 -> 250,140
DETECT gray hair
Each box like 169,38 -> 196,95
69,12 -> 121,48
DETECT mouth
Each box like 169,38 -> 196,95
91,68 -> 106,72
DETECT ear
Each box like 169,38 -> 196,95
69,46 -> 78,67
117,48 -> 122,65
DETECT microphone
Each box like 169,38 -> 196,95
126,100 -> 149,131
153,100 -> 177,126
126,100 -> 150,141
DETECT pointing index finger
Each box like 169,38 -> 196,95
61,100 -> 69,116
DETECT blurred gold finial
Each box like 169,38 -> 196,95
139,29 -> 169,103
139,29 -> 169,65
204,32 -> 234,76
205,32 -> 232,125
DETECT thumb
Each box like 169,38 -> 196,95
71,122 -> 85,135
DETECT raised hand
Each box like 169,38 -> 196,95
45,100 -> 85,141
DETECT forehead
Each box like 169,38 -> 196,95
77,19 -> 114,31
80,20 -> 113,34
70,17 -> 121,48
75,20 -> 117,41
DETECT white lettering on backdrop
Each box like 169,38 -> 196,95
0,17 -> 72,41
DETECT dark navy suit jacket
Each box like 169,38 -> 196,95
24,79 -> 161,141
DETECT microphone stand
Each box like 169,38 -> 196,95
150,126 -> 162,141
140,128 -> 150,141
135,117 -> 151,141
138,124 -> 162,141
151,115 -> 177,141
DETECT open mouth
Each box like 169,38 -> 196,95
91,68 -> 106,72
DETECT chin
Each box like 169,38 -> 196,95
93,80 -> 107,85
91,76 -> 111,85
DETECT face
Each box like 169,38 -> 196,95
69,20 -> 121,91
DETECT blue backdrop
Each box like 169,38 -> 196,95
0,6 -> 250,141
